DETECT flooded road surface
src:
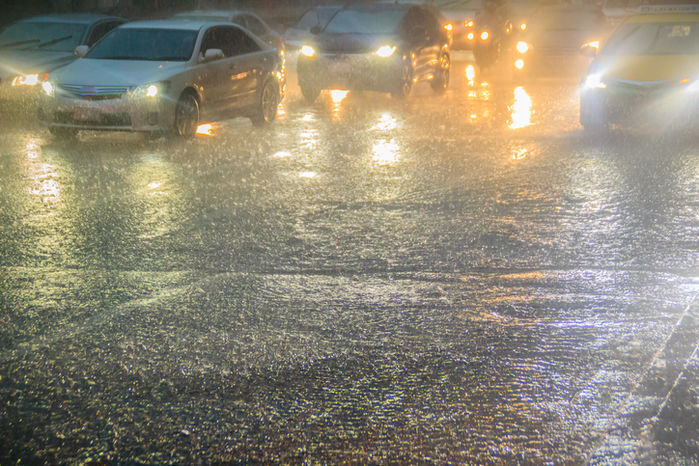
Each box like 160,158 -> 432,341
0,56 -> 697,463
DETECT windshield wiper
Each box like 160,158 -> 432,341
0,39 -> 39,49
36,35 -> 73,49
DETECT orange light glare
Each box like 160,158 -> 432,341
679,78 -> 691,84
196,123 -> 215,136
467,32 -> 475,40
480,31 -> 489,41
465,20 -> 474,28
519,22 -> 527,31
514,59 -> 525,70
330,89 -> 349,103
444,23 -> 453,31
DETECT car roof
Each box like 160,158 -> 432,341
17,13 -> 122,24
172,9 -> 258,18
626,12 -> 699,23
121,19 -> 230,30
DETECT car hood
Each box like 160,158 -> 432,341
594,54 -> 699,83
0,49 -> 75,81
314,33 -> 399,54
50,58 -> 185,86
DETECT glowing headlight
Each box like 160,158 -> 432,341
132,82 -> 167,99
444,23 -> 453,32
514,59 -> 525,70
467,32 -> 475,40
480,31 -> 489,41
375,45 -> 397,58
11,73 -> 40,86
301,45 -> 316,58
583,40 -> 600,50
465,20 -> 474,28
516,41 -> 529,54
519,22 -> 527,31
41,81 -> 54,97
584,73 -> 606,89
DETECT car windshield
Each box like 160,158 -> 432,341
530,8 -> 605,31
0,21 -> 86,52
86,28 -> 198,61
430,0 -> 482,9
295,7 -> 340,29
324,8 -> 405,34
602,22 -> 699,55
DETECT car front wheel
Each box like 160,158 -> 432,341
174,93 -> 199,138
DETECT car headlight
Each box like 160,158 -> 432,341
465,20 -> 474,28
480,31 -> 489,41
11,73 -> 40,86
683,78 -> 699,92
375,45 -> 397,58
41,81 -> 55,97
300,45 -> 316,58
132,82 -> 169,99
516,41 -> 529,54
584,73 -> 606,90
582,40 -> 600,50
519,22 -> 527,31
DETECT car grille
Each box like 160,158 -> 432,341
54,110 -> 132,127
58,84 -> 130,100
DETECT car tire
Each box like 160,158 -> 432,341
174,92 -> 199,139
300,82 -> 320,104
391,59 -> 413,99
49,126 -> 78,139
430,52 -> 450,94
251,78 -> 279,126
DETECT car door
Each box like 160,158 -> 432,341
225,26 -> 267,109
197,26 -> 239,118
401,8 -> 435,80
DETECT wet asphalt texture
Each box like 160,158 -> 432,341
0,55 -> 697,463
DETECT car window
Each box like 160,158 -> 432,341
238,14 -> 268,36
602,22 -> 699,55
0,21 -> 87,52
202,26 -> 260,57
87,21 -> 122,47
86,27 -> 197,61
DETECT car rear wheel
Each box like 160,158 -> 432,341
431,53 -> 450,93
251,79 -> 279,126
300,82 -> 320,104
174,93 -> 199,138
391,60 -> 413,99
49,127 -> 78,139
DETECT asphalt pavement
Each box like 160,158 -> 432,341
0,55 -> 697,463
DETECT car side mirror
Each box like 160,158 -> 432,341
580,44 -> 598,58
74,45 -> 89,58
201,48 -> 224,62
310,25 -> 321,35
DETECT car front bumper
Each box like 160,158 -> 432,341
581,84 -> 699,126
38,91 -> 176,133
298,52 -> 405,93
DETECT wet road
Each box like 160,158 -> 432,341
0,55 -> 697,463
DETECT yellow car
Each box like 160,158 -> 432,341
579,5 -> 699,132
